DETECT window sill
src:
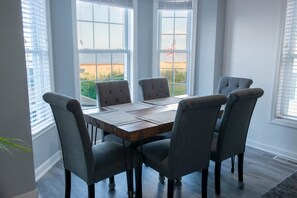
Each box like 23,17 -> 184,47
271,118 -> 297,129
32,122 -> 56,140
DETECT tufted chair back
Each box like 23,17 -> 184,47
139,78 -> 170,100
95,80 -> 131,107
217,76 -> 253,96
212,88 -> 264,162
43,92 -> 94,183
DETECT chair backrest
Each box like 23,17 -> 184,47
138,78 -> 170,100
43,92 -> 94,184
215,88 -> 264,162
95,80 -> 131,107
168,95 -> 227,179
217,76 -> 253,96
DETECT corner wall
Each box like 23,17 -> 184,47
224,0 -> 297,160
0,1 -> 37,197
194,0 -> 226,96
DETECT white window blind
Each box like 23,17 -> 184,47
21,0 -> 53,134
78,0 -> 133,8
158,0 -> 192,10
276,0 -> 297,121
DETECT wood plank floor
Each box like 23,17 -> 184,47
36,146 -> 297,198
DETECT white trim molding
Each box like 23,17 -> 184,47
35,150 -> 62,182
13,189 -> 39,198
247,139 -> 297,162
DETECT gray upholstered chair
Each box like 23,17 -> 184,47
216,76 -> 253,96
96,80 -> 131,108
138,77 -> 170,100
43,92 -> 142,198
210,88 -> 264,195
95,80 -> 131,143
216,76 -> 253,173
95,80 -> 133,189
96,80 -> 165,191
95,80 -> 165,145
139,78 -> 172,139
141,95 -> 227,198
138,77 -> 174,182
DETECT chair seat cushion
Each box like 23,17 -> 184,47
92,141 -> 140,182
141,139 -> 171,176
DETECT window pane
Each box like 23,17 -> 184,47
162,10 -> 174,17
77,22 -> 93,49
158,8 -> 191,96
175,18 -> 187,34
97,53 -> 112,80
80,54 -> 97,101
160,52 -> 173,81
94,23 -> 109,49
162,18 -> 174,34
76,2 -> 131,106
175,10 -> 187,17
161,35 -> 174,50
174,53 -> 187,84
111,53 -> 125,80
79,53 -> 96,81
77,1 -> 93,21
159,52 -> 187,96
110,7 -> 124,23
93,4 -> 108,22
110,24 -> 124,49
175,35 -> 187,50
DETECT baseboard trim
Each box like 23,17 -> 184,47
247,140 -> 297,161
35,150 -> 62,182
13,189 -> 39,198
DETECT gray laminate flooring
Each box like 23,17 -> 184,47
36,146 -> 297,198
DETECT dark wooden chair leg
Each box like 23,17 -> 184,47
201,169 -> 208,198
109,176 -> 115,190
238,153 -> 245,189
135,166 -> 142,198
167,179 -> 174,198
215,162 -> 221,195
88,184 -> 95,198
65,169 -> 71,198
126,170 -> 134,198
231,156 -> 235,173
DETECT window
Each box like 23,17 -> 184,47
155,0 -> 194,96
275,0 -> 297,123
76,0 -> 133,106
21,0 -> 53,134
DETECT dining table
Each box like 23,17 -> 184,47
83,96 -> 184,143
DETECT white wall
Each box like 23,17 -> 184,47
0,1 -> 38,197
224,0 -> 297,160
194,0 -> 226,96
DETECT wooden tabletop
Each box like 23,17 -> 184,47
83,98 -> 180,142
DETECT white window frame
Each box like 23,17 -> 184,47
152,0 -> 197,96
76,0 -> 133,106
21,0 -> 55,137
271,0 -> 297,129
